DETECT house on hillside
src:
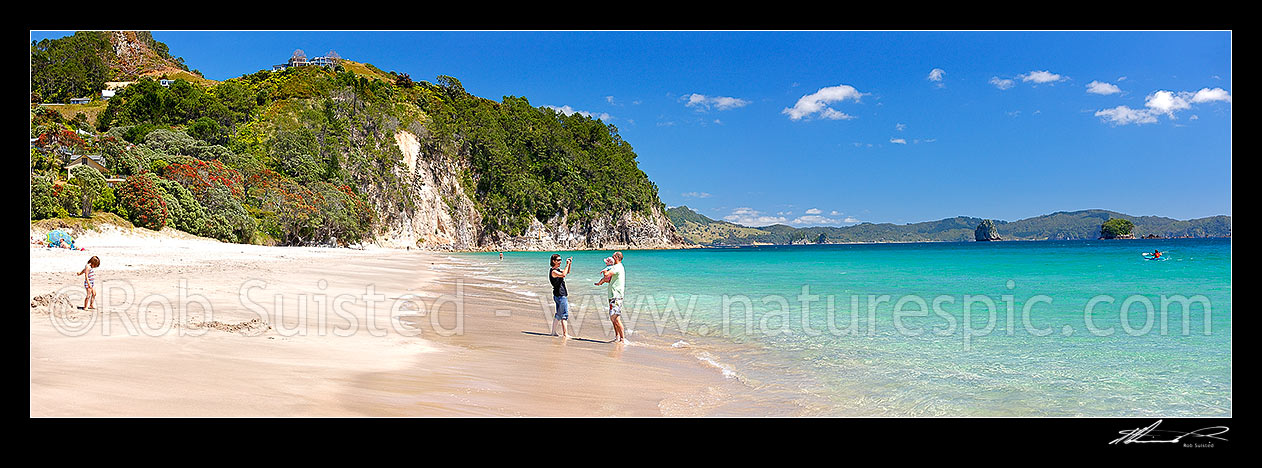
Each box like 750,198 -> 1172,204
272,49 -> 340,72
64,154 -> 107,178
101,89 -> 116,100
309,56 -> 337,67
159,79 -> 174,87
69,97 -> 91,105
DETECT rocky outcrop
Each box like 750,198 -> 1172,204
481,205 -> 688,251
369,129 -> 689,251
106,31 -> 183,79
975,219 -> 1002,241
368,129 -> 482,250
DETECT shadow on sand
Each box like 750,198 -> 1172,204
521,331 -> 614,344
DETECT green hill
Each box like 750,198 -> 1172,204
30,31 -> 683,250
668,206 -> 1231,246
665,206 -> 768,244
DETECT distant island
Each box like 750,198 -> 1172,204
667,206 -> 1230,246
975,219 -> 1002,241
1099,217 -> 1136,239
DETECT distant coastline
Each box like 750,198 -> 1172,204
690,235 -> 1231,250
666,206 -> 1231,248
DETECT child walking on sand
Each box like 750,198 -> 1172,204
76,256 -> 100,310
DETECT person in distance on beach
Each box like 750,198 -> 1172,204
549,254 -> 573,339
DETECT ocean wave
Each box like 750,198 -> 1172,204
695,351 -> 741,380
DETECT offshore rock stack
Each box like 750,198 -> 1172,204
975,219 -> 1002,241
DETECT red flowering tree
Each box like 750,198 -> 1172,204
251,171 -> 321,244
117,173 -> 168,230
163,159 -> 245,199
247,169 -> 372,245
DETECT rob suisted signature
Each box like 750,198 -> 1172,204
1110,420 -> 1229,446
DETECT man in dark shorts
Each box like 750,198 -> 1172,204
549,254 -> 573,339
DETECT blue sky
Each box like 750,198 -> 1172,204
32,30 -> 1232,226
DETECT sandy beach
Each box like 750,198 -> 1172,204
29,225 -> 783,417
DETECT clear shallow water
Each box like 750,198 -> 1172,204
458,238 -> 1231,416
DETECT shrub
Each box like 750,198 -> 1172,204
123,123 -> 159,143
156,178 -> 209,236
188,116 -> 227,145
54,182 -> 82,217
103,143 -> 146,176
200,185 -> 256,243
117,174 -> 168,230
312,182 -> 372,244
30,175 -> 60,220
69,165 -> 107,217
95,186 -> 118,214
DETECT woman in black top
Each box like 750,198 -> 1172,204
550,254 -> 572,338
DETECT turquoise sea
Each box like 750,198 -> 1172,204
459,238 -> 1231,416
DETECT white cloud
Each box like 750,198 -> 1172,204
829,211 -> 841,216
817,107 -> 848,119
843,217 -> 860,223
895,123 -> 906,131
682,93 -> 750,111
805,208 -> 822,214
890,138 -> 907,144
790,215 -> 839,226
989,77 -> 1015,90
724,207 -> 787,227
1018,70 -> 1067,84
681,192 -> 711,198
1086,80 -> 1121,95
1190,114 -> 1199,120
1117,76 -> 1128,81
1191,87 -> 1231,104
545,105 -> 612,121
819,108 -> 855,120
1095,106 -> 1159,126
782,84 -> 866,121
1094,87 -> 1230,126
927,68 -> 945,82
1144,90 -> 1191,116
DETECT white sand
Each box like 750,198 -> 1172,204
30,225 -> 772,416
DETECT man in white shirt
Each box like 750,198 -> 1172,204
594,251 -> 626,343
